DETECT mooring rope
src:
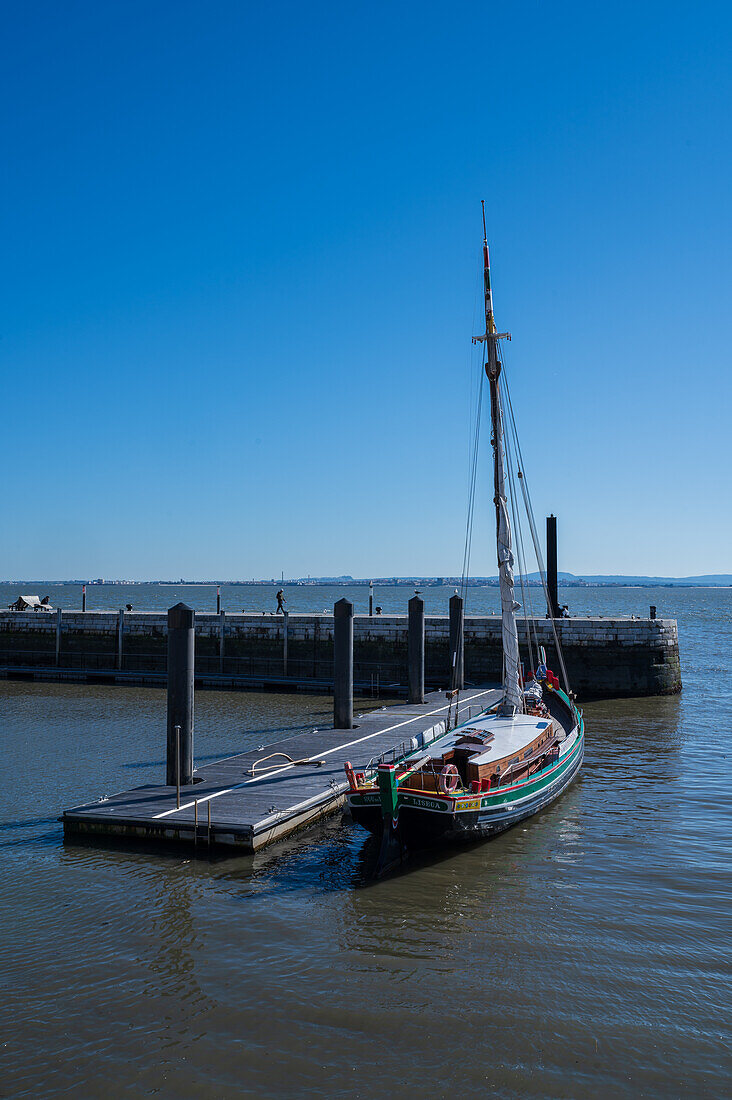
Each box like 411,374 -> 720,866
248,752 -> 326,777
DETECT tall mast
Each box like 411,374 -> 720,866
477,203 -> 522,715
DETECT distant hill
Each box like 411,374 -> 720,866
539,573 -> 732,587
284,573 -> 732,587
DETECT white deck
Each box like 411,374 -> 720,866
426,713 -> 553,765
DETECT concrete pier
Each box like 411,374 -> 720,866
0,608 -> 682,698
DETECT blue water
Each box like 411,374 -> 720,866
0,586 -> 730,1098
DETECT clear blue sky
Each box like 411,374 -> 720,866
2,1 -> 730,580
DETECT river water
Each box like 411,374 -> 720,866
1,587 -> 730,1098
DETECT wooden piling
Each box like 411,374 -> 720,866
547,515 -> 560,618
116,609 -> 124,670
333,598 -> 353,729
449,593 -> 464,690
408,594 -> 425,704
167,602 -> 195,786
55,608 -> 62,667
283,610 -> 289,677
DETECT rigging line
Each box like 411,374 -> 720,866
506,396 -> 537,677
501,374 -> 571,694
498,350 -> 570,693
504,422 -> 529,673
516,469 -> 571,694
467,259 -> 484,439
504,415 -> 535,679
460,349 -> 486,596
454,346 -> 486,696
499,348 -> 540,663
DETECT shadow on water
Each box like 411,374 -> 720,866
58,689 -> 681,898
0,815 -> 62,849
0,815 -> 60,831
122,752 -> 236,768
0,831 -> 60,850
60,759 -> 587,894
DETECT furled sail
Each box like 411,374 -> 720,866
493,381 -> 523,715
477,204 -> 522,716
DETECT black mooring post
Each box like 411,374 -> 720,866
546,515 -> 560,619
167,602 -> 195,786
216,586 -> 221,614
449,593 -> 464,690
82,584 -> 86,613
408,594 -> 425,704
333,598 -> 353,730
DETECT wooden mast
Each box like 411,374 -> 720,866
477,204 -> 522,715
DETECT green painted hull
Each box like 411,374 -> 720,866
349,696 -> 584,846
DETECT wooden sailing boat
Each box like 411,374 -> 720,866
345,208 -> 585,873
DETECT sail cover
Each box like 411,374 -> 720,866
494,389 -> 523,714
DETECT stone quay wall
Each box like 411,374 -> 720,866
0,610 -> 681,698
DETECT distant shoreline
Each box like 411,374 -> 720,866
3,578 -> 732,589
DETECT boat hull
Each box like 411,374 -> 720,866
349,705 -> 584,850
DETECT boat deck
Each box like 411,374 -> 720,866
63,686 -> 501,852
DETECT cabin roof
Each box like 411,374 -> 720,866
426,713 -> 552,766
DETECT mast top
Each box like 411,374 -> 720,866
473,204 -> 511,350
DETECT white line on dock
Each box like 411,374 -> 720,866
152,688 -> 498,820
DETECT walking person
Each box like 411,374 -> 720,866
276,589 -> 286,614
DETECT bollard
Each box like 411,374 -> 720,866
283,609 -> 289,677
55,607 -> 62,667
408,594 -> 425,704
82,584 -> 86,613
650,605 -> 657,620
369,581 -> 374,617
167,602 -> 195,786
219,609 -> 226,674
312,619 -> 320,678
216,586 -> 221,614
333,598 -> 354,729
546,515 -> 560,618
117,609 -> 124,670
449,594 -> 464,690
175,725 -> 181,808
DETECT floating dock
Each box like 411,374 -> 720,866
63,686 -> 501,852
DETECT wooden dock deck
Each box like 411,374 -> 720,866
63,686 -> 501,852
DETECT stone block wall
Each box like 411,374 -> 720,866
0,610 -> 681,698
